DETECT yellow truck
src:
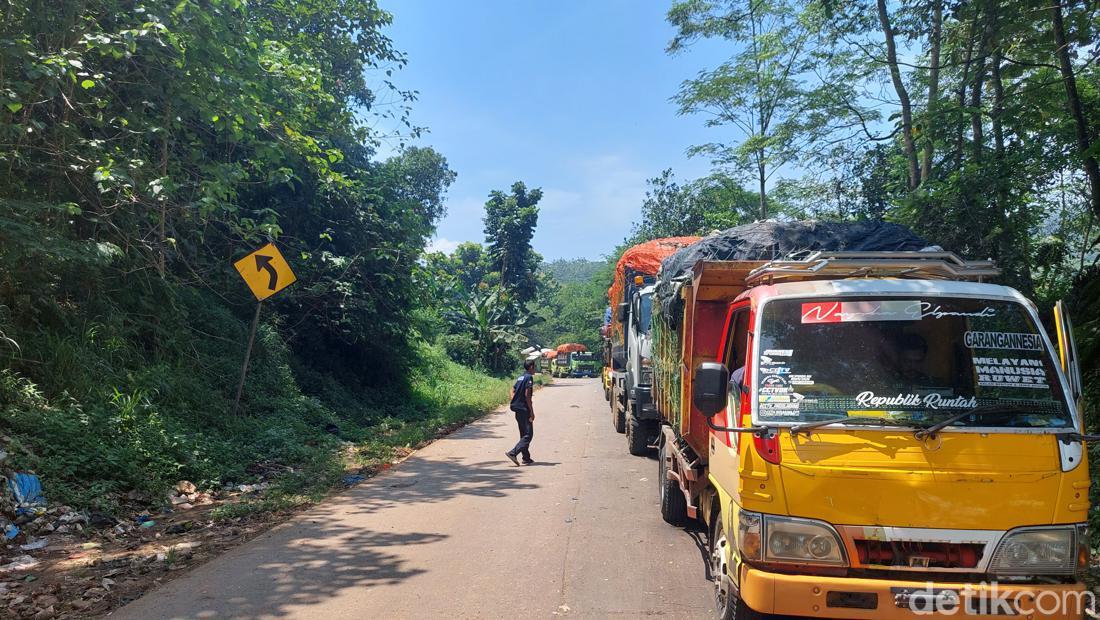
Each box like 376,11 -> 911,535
652,249 -> 1089,619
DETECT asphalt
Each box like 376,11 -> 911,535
110,378 -> 715,619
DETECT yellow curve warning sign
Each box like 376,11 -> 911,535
234,243 -> 297,301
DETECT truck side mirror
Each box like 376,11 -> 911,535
617,302 -> 629,323
693,362 -> 730,418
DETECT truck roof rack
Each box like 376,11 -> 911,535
744,251 -> 1000,286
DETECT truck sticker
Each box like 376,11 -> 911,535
789,374 -> 814,385
801,301 -> 998,324
760,402 -> 800,412
801,301 -> 920,324
760,375 -> 791,389
974,357 -> 1048,389
759,395 -> 791,403
760,386 -> 793,395
920,303 -> 996,319
964,331 -> 1042,351
763,349 -> 793,357
855,391 -> 978,410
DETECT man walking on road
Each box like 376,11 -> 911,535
505,360 -> 536,466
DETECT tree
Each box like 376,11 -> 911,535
667,0 -> 848,218
483,182 -> 543,309
631,170 -> 758,243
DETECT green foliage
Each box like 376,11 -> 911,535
484,182 -> 543,309
0,0 -> 488,516
542,258 -> 604,285
630,169 -> 759,243
531,258 -> 616,352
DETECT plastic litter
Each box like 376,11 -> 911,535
140,520 -> 156,528
8,473 -> 46,516
4,523 -> 19,539
19,538 -> 47,551
342,474 -> 365,487
0,555 -> 39,572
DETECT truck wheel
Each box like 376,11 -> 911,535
710,513 -> 762,620
611,385 -> 626,433
627,409 -> 649,456
658,438 -> 687,526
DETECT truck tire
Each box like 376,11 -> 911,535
612,384 -> 626,433
658,438 -> 687,526
711,512 -> 763,620
626,409 -> 649,456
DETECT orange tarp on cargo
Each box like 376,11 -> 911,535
607,236 -> 699,342
555,343 -> 587,353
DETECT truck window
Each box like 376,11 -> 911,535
753,296 -> 1074,428
723,308 -> 750,372
637,294 -> 653,333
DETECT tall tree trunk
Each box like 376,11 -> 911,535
757,158 -> 767,220
953,15 -> 978,170
969,10 -> 993,162
1052,1 -> 1100,221
921,0 -> 943,184
877,0 -> 919,189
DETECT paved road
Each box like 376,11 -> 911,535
112,378 -> 715,619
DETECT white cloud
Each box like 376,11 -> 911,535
426,236 -> 463,254
534,153 -> 650,259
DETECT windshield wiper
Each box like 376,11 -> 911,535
914,404 -> 1035,440
791,416 -> 924,435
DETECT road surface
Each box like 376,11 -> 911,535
112,378 -> 715,619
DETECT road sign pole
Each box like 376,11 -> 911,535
232,301 -> 263,416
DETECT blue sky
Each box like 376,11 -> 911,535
376,0 -> 731,261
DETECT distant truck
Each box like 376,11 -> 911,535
567,351 -> 600,378
650,222 -> 1088,619
552,343 -> 587,378
607,237 -> 699,455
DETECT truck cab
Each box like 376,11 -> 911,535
659,254 -> 1089,619
568,351 -> 599,378
621,285 -> 659,455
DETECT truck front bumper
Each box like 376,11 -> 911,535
739,567 -> 1089,619
631,385 -> 660,420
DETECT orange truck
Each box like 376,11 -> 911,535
607,236 -> 699,454
651,222 -> 1089,619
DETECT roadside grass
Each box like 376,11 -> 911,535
0,283 -> 512,519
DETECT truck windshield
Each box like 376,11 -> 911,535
637,294 -> 653,333
754,296 -> 1074,429
572,353 -> 595,362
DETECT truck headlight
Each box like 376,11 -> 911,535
989,526 -> 1081,576
737,511 -> 847,566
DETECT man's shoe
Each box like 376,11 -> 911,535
522,459 -> 535,465
505,453 -> 519,466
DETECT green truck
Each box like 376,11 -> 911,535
567,352 -> 600,378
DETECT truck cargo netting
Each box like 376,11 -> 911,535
654,221 -> 934,326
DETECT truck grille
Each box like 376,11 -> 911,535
854,539 -> 983,570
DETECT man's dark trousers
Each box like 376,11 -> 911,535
507,410 -> 533,461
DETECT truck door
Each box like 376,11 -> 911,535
719,302 -> 752,446
1053,300 -> 1083,422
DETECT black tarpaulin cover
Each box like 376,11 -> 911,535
654,220 -> 933,323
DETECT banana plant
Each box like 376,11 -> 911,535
445,285 -> 542,373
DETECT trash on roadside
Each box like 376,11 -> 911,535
134,514 -> 152,524
19,537 -> 47,551
80,542 -> 101,550
175,480 -> 197,495
0,555 -> 39,572
140,520 -> 156,528
342,474 -> 365,487
8,473 -> 46,517
4,523 -> 20,539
